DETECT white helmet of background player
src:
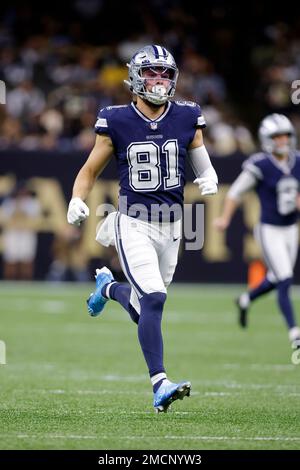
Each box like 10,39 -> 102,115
124,45 -> 179,105
258,113 -> 297,155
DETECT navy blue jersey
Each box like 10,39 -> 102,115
243,152 -> 300,226
95,100 -> 206,221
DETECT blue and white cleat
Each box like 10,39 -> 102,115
153,380 -> 191,413
87,267 -> 114,317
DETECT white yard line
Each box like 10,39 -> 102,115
164,435 -> 300,442
0,434 -> 299,443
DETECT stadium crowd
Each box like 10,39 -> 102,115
0,1 -> 299,156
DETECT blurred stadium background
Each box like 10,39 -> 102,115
1,0 -> 300,451
1,0 -> 300,283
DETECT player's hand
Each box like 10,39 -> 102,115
193,177 -> 218,196
213,217 -> 229,232
67,197 -> 90,226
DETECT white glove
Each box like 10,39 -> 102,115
67,197 -> 90,226
193,177 -> 218,196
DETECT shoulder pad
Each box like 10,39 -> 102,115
247,152 -> 267,164
103,105 -> 128,111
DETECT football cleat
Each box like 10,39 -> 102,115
153,380 -> 191,413
235,295 -> 249,329
289,327 -> 300,350
292,339 -> 300,350
87,267 -> 114,317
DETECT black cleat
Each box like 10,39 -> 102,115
235,296 -> 248,328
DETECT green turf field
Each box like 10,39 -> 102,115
0,282 -> 299,450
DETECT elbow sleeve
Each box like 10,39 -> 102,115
188,145 -> 218,183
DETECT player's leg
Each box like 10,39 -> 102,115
117,214 -> 190,411
89,213 -> 190,410
158,237 -> 180,291
282,224 -> 300,343
115,214 -> 169,396
3,261 -> 18,280
236,279 -> 276,328
2,231 -> 20,280
113,213 -> 168,342
87,266 -> 140,323
88,212 -> 140,322
106,283 -> 140,324
87,213 -> 161,327
152,223 -> 191,412
258,224 -> 299,341
236,224 -> 276,327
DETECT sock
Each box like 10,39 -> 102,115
138,292 -> 167,378
289,326 -> 300,342
249,277 -> 275,302
277,278 -> 296,329
239,292 -> 250,308
151,372 -> 168,393
101,281 -> 116,299
102,282 -> 140,324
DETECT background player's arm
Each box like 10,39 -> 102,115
297,194 -> 300,211
188,128 -> 218,196
67,134 -> 114,225
214,170 -> 257,231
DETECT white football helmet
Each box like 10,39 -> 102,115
124,44 -> 178,105
258,113 -> 297,155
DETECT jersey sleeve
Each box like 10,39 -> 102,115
174,100 -> 206,129
242,155 -> 263,180
194,103 -> 207,129
227,170 -> 257,200
94,107 -> 112,137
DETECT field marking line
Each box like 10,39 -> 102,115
0,434 -> 299,443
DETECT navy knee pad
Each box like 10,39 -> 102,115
140,292 -> 167,313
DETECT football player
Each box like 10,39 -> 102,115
215,114 -> 300,347
67,45 -> 218,412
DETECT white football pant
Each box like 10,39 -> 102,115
112,212 -> 181,314
254,223 -> 298,282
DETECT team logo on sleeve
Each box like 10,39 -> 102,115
197,116 -> 206,126
175,100 -> 196,107
95,118 -> 108,128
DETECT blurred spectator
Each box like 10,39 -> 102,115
252,21 -> 300,118
178,49 -> 226,105
46,225 -> 89,282
0,2 -> 299,155
203,106 -> 256,157
0,182 -> 40,280
39,108 -> 64,136
6,79 -> 45,119
0,116 -> 23,148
